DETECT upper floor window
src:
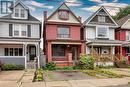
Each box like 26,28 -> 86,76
14,9 -> 25,18
13,24 -> 27,37
126,31 -> 130,40
21,9 -> 25,18
57,27 -> 70,38
98,16 -> 105,22
15,9 -> 19,17
97,26 -> 108,38
58,10 -> 69,20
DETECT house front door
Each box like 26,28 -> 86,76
72,46 -> 78,65
29,46 -> 36,61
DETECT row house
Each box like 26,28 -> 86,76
116,14 -> 130,57
83,6 -> 123,62
43,3 -> 85,67
0,1 -> 41,68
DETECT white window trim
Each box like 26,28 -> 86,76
98,15 -> 105,22
96,26 -> 109,38
126,31 -> 130,41
13,8 -> 26,19
13,24 -> 27,37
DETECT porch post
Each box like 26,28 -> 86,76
110,46 -> 113,61
120,46 -> 123,61
23,44 -> 27,69
91,45 -> 94,57
35,44 -> 40,68
47,42 -> 52,62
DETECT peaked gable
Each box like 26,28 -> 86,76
46,3 -> 81,24
84,6 -> 118,27
10,0 -> 29,10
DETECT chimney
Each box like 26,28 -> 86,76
78,16 -> 82,22
44,11 -> 47,21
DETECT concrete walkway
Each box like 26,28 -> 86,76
0,70 -> 130,87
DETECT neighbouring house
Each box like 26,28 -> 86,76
43,3 -> 85,67
83,6 -> 123,64
0,1 -> 41,68
116,14 -> 130,57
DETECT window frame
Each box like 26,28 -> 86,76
14,8 -> 26,19
126,31 -> 130,41
96,26 -> 109,38
98,15 -> 106,22
57,26 -> 70,39
52,44 -> 66,58
58,10 -> 69,20
5,48 -> 23,56
13,24 -> 27,37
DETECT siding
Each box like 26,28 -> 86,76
0,23 -> 9,37
0,57 -> 25,66
31,24 -> 40,38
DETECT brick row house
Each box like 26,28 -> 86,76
116,14 -> 130,57
0,1 -> 41,68
43,3 -> 85,67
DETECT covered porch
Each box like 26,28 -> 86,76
47,41 -> 85,67
86,39 -> 123,62
0,42 -> 40,69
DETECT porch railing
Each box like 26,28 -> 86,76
90,49 -> 123,62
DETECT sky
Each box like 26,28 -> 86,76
21,0 -> 130,21
0,0 -> 130,49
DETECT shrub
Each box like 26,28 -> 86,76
1,64 -> 24,70
35,68 -> 43,81
44,62 -> 56,70
55,66 -> 80,70
79,54 -> 94,70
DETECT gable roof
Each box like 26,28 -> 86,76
83,6 -> 118,26
46,2 -> 81,24
117,14 -> 130,27
0,14 -> 40,22
10,0 -> 29,10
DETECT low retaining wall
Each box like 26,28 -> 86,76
0,56 -> 25,67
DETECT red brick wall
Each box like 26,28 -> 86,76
46,24 -> 81,40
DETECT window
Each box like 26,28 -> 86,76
57,27 -> 70,38
15,9 -> 19,17
1,1 -> 12,14
97,27 -> 108,38
58,10 -> 69,20
52,45 -> 65,57
21,25 -> 27,36
126,31 -> 130,40
13,24 -> 27,37
14,9 -> 25,18
98,16 -> 105,22
21,9 -> 25,18
14,24 -> 20,36
4,48 -> 23,56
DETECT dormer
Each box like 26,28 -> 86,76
11,1 -> 29,19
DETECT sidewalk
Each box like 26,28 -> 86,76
0,70 -> 130,87
20,77 -> 130,87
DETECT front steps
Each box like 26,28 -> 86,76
27,61 -> 36,69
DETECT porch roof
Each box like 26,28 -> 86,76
87,39 -> 123,46
123,41 -> 130,47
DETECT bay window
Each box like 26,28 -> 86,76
97,26 -> 108,38
57,27 -> 70,38
52,45 -> 65,57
